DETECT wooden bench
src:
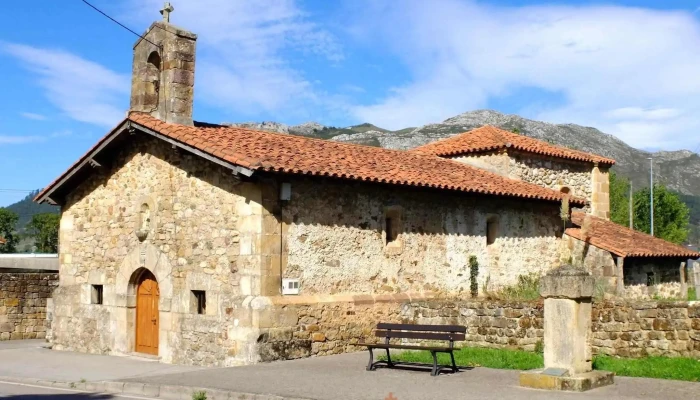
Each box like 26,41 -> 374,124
358,323 -> 466,376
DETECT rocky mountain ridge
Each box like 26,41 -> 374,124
226,110 -> 700,197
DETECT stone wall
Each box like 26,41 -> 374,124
450,150 -> 598,208
282,177 -> 565,294
451,153 -> 510,177
0,272 -> 58,340
453,151 -> 593,201
592,301 -> 700,358
257,296 -> 544,360
508,152 -> 592,201
257,296 -> 700,361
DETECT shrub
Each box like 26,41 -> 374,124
493,274 -> 541,301
192,391 -> 207,400
469,255 -> 479,298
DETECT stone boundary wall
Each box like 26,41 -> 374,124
257,296 -> 700,361
0,272 -> 58,340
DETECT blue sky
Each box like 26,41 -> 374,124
1,0 -> 700,206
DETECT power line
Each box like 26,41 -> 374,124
80,0 -> 161,49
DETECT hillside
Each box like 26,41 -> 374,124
5,190 -> 59,231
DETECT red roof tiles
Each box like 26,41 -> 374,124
36,113 -> 586,206
413,125 -> 616,166
566,212 -> 699,258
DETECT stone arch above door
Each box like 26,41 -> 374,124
116,243 -> 173,311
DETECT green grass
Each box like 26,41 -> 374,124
688,287 -> 697,301
593,356 -> 700,382
382,347 -> 544,370
384,347 -> 700,382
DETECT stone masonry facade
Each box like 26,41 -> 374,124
451,150 -> 610,219
52,135 -> 263,366
282,178 -> 565,295
0,272 -> 58,340
257,297 -> 700,361
50,134 -> 567,366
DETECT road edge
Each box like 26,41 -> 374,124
0,376 -> 312,400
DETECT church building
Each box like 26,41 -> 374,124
34,8 -> 697,366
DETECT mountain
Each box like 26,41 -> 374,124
227,110 -> 700,198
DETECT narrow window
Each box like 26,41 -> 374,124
386,215 -> 396,244
486,217 -> 498,246
91,285 -> 104,305
192,290 -> 206,314
646,272 -> 655,287
384,208 -> 402,245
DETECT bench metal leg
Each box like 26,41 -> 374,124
450,351 -> 458,373
430,351 -> 439,376
385,348 -> 394,367
366,348 -> 375,371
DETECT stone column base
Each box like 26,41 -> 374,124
519,369 -> 615,392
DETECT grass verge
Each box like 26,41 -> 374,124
593,356 -> 700,382
384,347 -> 700,382
381,346 -> 543,370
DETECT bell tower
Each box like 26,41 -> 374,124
130,2 -> 197,126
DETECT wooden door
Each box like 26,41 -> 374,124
135,270 -> 159,355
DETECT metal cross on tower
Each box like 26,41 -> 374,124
160,2 -> 174,23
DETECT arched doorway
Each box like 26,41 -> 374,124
135,269 -> 159,355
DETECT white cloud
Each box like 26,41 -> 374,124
126,0 -> 342,119
0,135 -> 44,145
20,112 -> 47,121
347,0 -> 700,151
2,43 -> 129,127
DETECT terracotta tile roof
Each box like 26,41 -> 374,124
565,212 -> 700,258
36,113 -> 586,206
413,125 -> 616,166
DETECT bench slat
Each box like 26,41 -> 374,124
358,343 -> 456,351
376,323 -> 466,333
374,330 -> 466,341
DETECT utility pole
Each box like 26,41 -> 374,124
629,181 -> 633,229
648,157 -> 654,236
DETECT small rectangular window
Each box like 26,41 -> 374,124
91,285 -> 103,305
192,290 -> 206,314
386,216 -> 396,244
486,217 -> 498,246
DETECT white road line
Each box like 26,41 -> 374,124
0,380 -> 156,400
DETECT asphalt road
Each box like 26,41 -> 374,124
0,381 -> 156,400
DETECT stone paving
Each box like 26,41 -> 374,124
1,340 -> 698,400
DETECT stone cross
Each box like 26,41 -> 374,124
160,2 -> 174,23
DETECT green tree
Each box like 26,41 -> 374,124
609,172 -> 631,227
633,184 -> 690,244
27,213 -> 60,253
0,208 -> 19,253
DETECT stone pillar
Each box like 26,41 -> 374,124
615,256 -> 625,295
540,265 -> 594,375
520,264 -> 614,391
679,262 -> 687,299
